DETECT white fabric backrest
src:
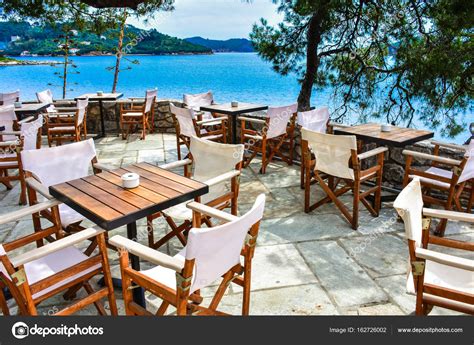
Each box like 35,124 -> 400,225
394,178 -> 424,247
266,104 -> 298,139
36,89 -> 53,104
183,91 -> 214,121
186,194 -> 266,292
76,98 -> 88,126
183,91 -> 213,110
21,139 -> 96,187
0,91 -> 20,106
144,89 -> 157,113
297,107 -> 329,133
301,128 -> 357,180
0,105 -> 18,141
170,103 -> 196,137
459,140 -> 474,183
190,136 -> 244,199
21,115 -> 43,151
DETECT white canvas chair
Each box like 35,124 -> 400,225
297,107 -> 330,188
183,91 -> 226,124
0,201 -> 117,315
0,115 -> 43,205
110,194 -> 265,316
239,104 -> 298,174
21,139 -> 110,239
171,103 -> 227,161
147,135 -> 244,249
403,140 -> 474,236
301,129 -> 388,229
394,178 -> 473,315
120,89 -> 157,140
0,90 -> 20,106
36,89 -> 74,114
46,98 -> 88,146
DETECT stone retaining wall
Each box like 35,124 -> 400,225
81,99 -> 465,190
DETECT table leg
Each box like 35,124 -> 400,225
127,221 -> 146,307
98,100 -> 106,138
231,114 -> 238,144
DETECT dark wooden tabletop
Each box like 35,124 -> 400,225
49,162 -> 209,230
334,123 -> 434,147
14,102 -> 50,115
200,102 -> 268,115
76,93 -> 123,101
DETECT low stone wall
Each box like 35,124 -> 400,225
80,99 -> 464,190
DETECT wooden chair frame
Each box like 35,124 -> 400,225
120,94 -> 157,140
172,112 -> 227,161
239,112 -> 297,174
302,139 -> 387,229
0,201 -> 117,316
46,105 -> 88,146
407,208 -> 473,315
146,156 -> 242,250
402,142 -> 471,236
110,202 -> 261,316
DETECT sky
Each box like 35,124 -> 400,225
127,0 -> 283,40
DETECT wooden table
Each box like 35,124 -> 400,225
200,103 -> 268,144
14,102 -> 51,120
49,162 -> 209,307
335,123 -> 434,202
334,122 -> 434,147
76,93 -> 123,139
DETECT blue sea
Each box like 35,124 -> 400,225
0,53 -> 471,143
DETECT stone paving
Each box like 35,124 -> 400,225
0,133 -> 472,316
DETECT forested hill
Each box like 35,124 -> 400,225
0,21 -> 212,56
185,36 -> 254,52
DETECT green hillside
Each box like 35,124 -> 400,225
0,21 -> 212,56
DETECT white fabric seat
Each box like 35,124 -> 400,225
24,246 -> 101,299
49,126 -> 75,132
409,167 -> 452,189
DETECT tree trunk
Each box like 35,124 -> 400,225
62,37 -> 69,99
297,11 -> 325,111
111,10 -> 127,93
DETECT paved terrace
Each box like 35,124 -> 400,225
1,134 -> 472,316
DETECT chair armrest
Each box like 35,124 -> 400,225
54,107 -> 79,112
159,159 -> 193,170
329,122 -> 350,128
204,170 -> 240,187
109,235 -> 184,272
402,150 -> 462,166
0,131 -> 21,136
186,202 -> 239,223
10,227 -> 105,268
26,177 -> 53,199
423,208 -> 474,223
358,147 -> 388,160
93,163 -> 115,172
0,199 -> 61,226
415,247 -> 474,271
17,116 -> 34,124
238,116 -> 266,124
431,140 -> 467,152
196,117 -> 226,126
0,140 -> 20,147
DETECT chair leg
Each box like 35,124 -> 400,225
119,251 -> 135,316
304,164 -> 312,213
242,257 -> 252,316
260,139 -> 267,174
98,233 -> 118,316
352,180 -> 360,230
18,173 -> 27,206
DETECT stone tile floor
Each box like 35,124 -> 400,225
0,133 -> 472,316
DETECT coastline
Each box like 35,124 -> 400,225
0,59 -> 62,66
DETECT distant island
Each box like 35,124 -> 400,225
185,37 -> 254,53
0,21 -> 212,56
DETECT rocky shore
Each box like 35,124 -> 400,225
0,59 -> 61,66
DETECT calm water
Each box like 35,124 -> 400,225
0,53 -> 471,143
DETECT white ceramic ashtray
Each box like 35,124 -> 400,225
121,173 -> 140,189
381,124 -> 392,132
97,91 -> 104,96
231,101 -> 239,108
14,102 -> 22,108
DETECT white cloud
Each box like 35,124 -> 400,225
128,0 -> 283,39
